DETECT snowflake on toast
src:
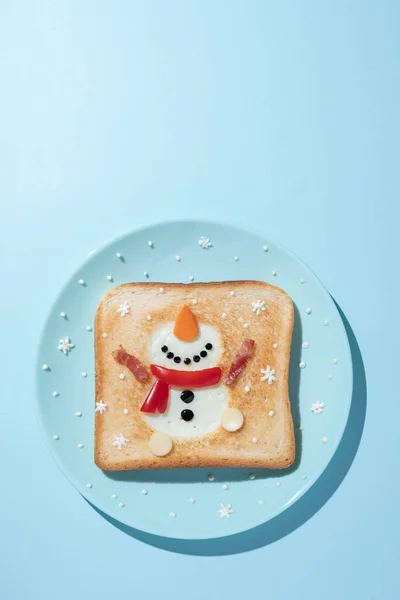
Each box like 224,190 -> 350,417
252,300 -> 266,315
198,236 -> 212,249
218,503 -> 234,519
117,302 -> 130,317
95,400 -> 107,415
311,401 -> 325,415
260,366 -> 277,385
112,433 -> 129,450
57,336 -> 75,355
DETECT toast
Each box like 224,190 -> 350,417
94,281 -> 295,470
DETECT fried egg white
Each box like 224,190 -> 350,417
142,322 -> 228,438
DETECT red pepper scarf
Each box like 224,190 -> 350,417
141,364 -> 222,413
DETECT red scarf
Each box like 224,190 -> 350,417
140,364 -> 222,413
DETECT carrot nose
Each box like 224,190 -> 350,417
173,305 -> 199,342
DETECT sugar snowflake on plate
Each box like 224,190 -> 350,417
57,337 -> 75,355
95,400 -> 107,415
198,236 -> 212,249
260,366 -> 277,384
311,401 -> 325,415
218,503 -> 234,519
117,302 -> 130,317
112,433 -> 129,450
252,300 -> 266,315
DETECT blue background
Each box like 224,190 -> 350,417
0,1 -> 398,598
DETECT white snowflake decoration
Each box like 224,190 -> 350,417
311,401 -> 325,415
198,236 -> 212,249
112,433 -> 129,450
117,302 -> 130,317
57,336 -> 75,355
260,366 -> 277,385
95,400 -> 107,415
218,503 -> 234,519
252,300 -> 266,315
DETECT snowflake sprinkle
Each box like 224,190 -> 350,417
311,401 -> 325,415
95,400 -> 107,415
112,433 -> 129,450
252,300 -> 266,315
260,366 -> 277,385
198,236 -> 212,249
218,503 -> 234,519
57,337 -> 75,355
117,302 -> 130,317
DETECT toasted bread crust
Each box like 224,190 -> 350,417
95,281 -> 295,470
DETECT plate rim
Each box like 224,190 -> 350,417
35,218 -> 353,539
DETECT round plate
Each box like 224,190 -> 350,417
36,220 -> 352,539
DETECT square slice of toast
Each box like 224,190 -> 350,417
94,281 -> 295,470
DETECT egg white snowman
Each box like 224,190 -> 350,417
142,305 -> 228,438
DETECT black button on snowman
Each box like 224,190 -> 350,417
180,390 -> 195,421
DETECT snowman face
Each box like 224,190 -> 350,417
150,322 -> 223,369
142,320 -> 228,438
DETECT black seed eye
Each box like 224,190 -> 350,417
180,390 -> 194,403
161,345 -> 168,353
193,355 -> 200,363
200,350 -> 207,358
166,352 -> 174,359
205,343 -> 212,350
184,358 -> 191,365
173,356 -> 181,363
181,409 -> 194,421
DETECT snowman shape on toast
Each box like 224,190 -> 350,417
143,305 -> 228,438
113,304 -> 254,452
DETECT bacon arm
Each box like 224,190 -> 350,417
112,346 -> 150,382
224,339 -> 255,385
